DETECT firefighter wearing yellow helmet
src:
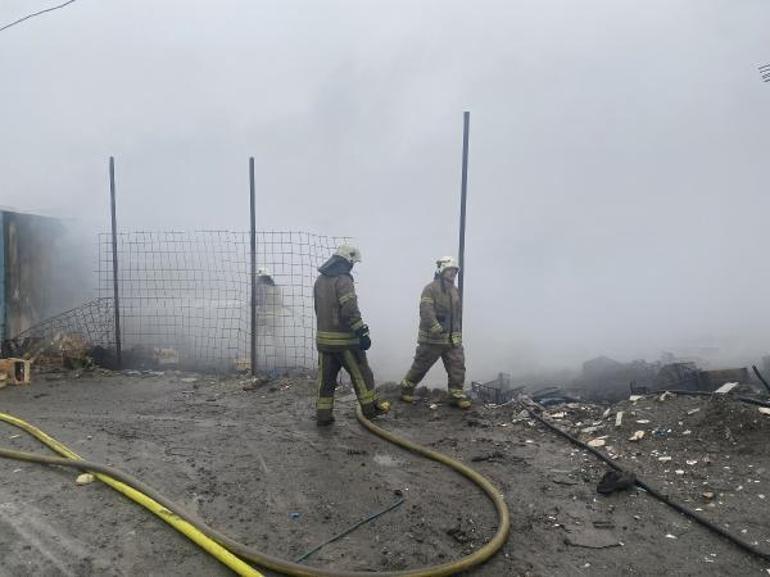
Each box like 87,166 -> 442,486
313,244 -> 391,425
400,256 -> 471,409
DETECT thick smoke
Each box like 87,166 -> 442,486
1,0 -> 769,383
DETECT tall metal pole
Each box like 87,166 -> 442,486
109,157 -> 122,368
249,157 -> 257,376
458,111 -> 471,302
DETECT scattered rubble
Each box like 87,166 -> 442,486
75,473 -> 95,486
1,368 -> 769,576
714,382 -> 739,395
596,470 -> 636,494
470,451 -> 505,463
155,347 -> 180,368
564,529 -> 621,549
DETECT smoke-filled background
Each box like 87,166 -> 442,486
1,0 -> 769,382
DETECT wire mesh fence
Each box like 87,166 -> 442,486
6,230 -> 348,372
97,231 -> 348,371
5,297 -> 115,361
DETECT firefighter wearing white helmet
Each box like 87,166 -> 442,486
436,256 -> 459,275
334,243 -> 362,264
256,267 -> 274,284
313,244 -> 390,425
399,255 -> 471,409
254,266 -> 286,367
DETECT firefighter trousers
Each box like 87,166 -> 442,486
401,343 -> 466,397
316,349 -> 378,419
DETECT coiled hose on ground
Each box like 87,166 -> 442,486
0,406 -> 510,577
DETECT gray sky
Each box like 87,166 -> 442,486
2,0 -> 769,382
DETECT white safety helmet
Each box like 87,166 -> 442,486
256,267 -> 272,278
436,256 -> 460,275
334,244 -> 362,264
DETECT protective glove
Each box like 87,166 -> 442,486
355,325 -> 372,351
450,333 -> 462,347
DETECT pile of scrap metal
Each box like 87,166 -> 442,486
572,353 -> 767,401
3,331 -> 183,371
573,356 -> 660,402
6,332 -> 94,370
469,373 -> 524,405
51,333 -> 91,369
645,362 -> 753,394
529,386 -> 582,407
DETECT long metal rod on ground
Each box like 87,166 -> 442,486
522,402 -> 770,563
109,157 -> 122,369
457,110 -> 470,303
295,496 -> 406,563
0,407 -> 510,577
752,365 -> 770,395
249,157 -> 257,376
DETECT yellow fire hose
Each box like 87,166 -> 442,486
0,411 -> 264,577
0,406 -> 510,577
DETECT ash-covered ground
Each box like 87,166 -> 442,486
0,370 -> 768,576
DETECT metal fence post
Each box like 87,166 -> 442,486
249,157 -> 257,376
458,111 -> 471,303
109,157 -> 122,368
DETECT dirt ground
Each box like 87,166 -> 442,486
0,370 -> 768,577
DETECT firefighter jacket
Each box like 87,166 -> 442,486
314,272 -> 366,352
417,277 -> 462,346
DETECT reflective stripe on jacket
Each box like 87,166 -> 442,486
314,273 -> 365,351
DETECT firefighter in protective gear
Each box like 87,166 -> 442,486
334,244 -> 362,264
313,244 -> 391,425
400,256 -> 471,409
254,267 -> 289,369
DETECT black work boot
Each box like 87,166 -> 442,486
362,399 -> 391,419
316,409 -> 335,427
361,403 -> 377,419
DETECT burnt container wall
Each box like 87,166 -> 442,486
2,212 -> 64,338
